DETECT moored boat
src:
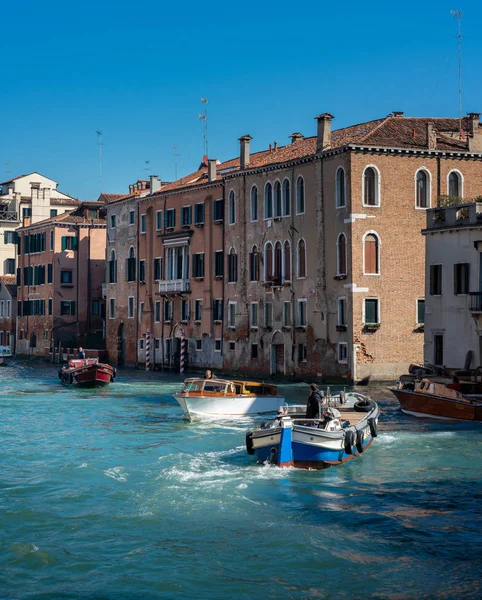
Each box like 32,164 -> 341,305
59,358 -> 116,388
174,378 -> 285,420
245,392 -> 380,469
0,345 -> 12,365
389,378 -> 482,421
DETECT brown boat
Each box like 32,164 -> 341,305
389,379 -> 482,422
59,358 -> 116,388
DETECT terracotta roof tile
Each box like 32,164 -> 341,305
0,275 -> 17,297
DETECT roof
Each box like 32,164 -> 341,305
97,193 -> 127,204
0,275 -> 17,297
18,203 -> 106,231
0,171 -> 59,186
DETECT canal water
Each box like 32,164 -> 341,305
1,362 -> 482,599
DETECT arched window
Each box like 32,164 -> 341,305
448,171 -> 461,198
364,233 -> 380,275
250,246 -> 259,281
264,183 -> 273,218
274,242 -> 282,283
127,246 -> 136,282
109,249 -> 117,283
282,179 -> 291,216
416,170 -> 429,208
283,240 -> 291,282
228,190 -> 236,224
274,181 -> 282,218
337,233 -> 347,276
250,186 -> 258,221
264,242 -> 273,281
336,167 -> 346,208
363,166 -> 379,206
296,176 -> 305,214
228,248 -> 238,283
297,239 -> 306,278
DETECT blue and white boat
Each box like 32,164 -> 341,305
245,392 -> 380,469
0,345 -> 12,366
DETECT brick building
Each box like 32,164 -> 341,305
16,203 -> 106,356
0,275 -> 16,351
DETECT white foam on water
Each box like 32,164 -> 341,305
78,462 -> 88,468
237,483 -> 248,489
104,466 -> 128,482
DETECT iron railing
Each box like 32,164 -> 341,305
469,292 -> 482,312
159,279 -> 190,294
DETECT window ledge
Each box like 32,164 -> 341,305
61,283 -> 74,288
214,319 -> 223,324
214,219 -> 224,224
296,326 -> 307,331
181,224 -> 191,229
214,275 -> 223,280
281,326 -> 291,331
228,326 -> 236,330
364,323 -> 380,330
414,324 -> 424,332
336,325 -> 347,332
194,223 -> 205,227
334,274 -> 347,280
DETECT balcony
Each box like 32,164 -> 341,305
159,279 -> 190,294
426,202 -> 482,230
469,292 -> 482,313
0,210 -> 19,222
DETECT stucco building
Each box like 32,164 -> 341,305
16,203 -> 106,356
0,172 -> 79,277
0,275 -> 16,351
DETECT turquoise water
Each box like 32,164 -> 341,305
1,363 -> 482,600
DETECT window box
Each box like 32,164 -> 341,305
181,224 -> 191,229
214,319 -> 222,324
214,275 -> 223,280
336,325 -> 347,332
295,326 -> 306,331
283,281 -> 291,286
414,324 -> 424,332
165,227 -> 175,232
334,274 -> 347,281
364,323 -> 380,330
281,326 -> 291,331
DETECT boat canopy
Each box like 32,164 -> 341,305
180,378 -> 278,396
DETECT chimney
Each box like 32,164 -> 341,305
7,186 -> 13,196
269,144 -> 272,152
239,135 -> 252,169
315,113 -> 334,152
129,184 -> 134,195
468,112 -> 482,152
31,185 -> 39,201
149,175 -> 161,194
426,123 -> 437,150
208,159 -> 217,182
273,141 -> 278,150
289,132 -> 304,144
392,111 -> 404,117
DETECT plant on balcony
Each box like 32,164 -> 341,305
436,195 -> 464,207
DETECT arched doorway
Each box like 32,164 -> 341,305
270,331 -> 285,375
30,332 -> 37,355
117,323 -> 126,366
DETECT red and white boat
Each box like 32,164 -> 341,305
59,358 -> 116,388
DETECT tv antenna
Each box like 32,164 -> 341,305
173,146 -> 181,180
145,160 -> 150,179
450,9 -> 463,134
95,130 -> 103,195
198,97 -> 208,158
4,161 -> 11,178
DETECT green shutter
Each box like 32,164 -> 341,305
72,237 -> 78,251
61,236 -> 67,251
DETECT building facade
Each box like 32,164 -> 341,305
0,275 -> 16,351
0,172 -> 79,277
16,203 -> 106,356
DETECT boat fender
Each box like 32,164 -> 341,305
344,430 -> 355,455
354,398 -> 376,413
368,417 -> 378,438
246,432 -> 255,455
355,429 -> 365,453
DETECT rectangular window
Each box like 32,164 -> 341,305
195,299 -> 202,321
283,301 -> 291,327
47,263 -> 53,284
139,301 -> 144,323
50,209 -> 58,218
181,299 -> 189,321
128,296 -> 134,319
139,260 -> 146,283
228,252 -> 238,283
165,209 -> 176,229
60,300 -> 76,316
434,334 -> 444,366
338,342 -> 348,363
50,230 -> 54,251
4,258 -> 15,275
61,236 -> 78,251
337,298 -> 347,327
229,341 -> 235,351
264,302 -> 273,327
140,214 -> 146,233
156,210 -> 162,230
214,251 -> 224,278
417,299 -> 425,325
250,302 -> 258,328
454,263 -> 469,295
430,264 -> 442,296
48,298 -> 53,315
228,302 -> 236,329
164,300 -> 173,322
213,199 -> 224,222
129,210 -> 135,225
251,343 -> 258,359
139,339 -> 144,350
181,206 -> 192,227
109,298 -> 115,318
22,207 -> 32,218
154,257 -> 163,281
110,214 -> 116,228
364,298 -> 379,325
297,299 -> 307,327
192,253 -> 205,278
92,300 -> 101,316
196,339 -> 203,351
213,299 -> 223,321
0,301 -> 4,318
60,270 -> 73,285
215,339 -> 222,352
154,301 -> 161,322
23,266 -> 33,286
298,343 -> 307,363
194,203 -> 205,225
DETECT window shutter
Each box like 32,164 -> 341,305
72,237 -> 78,251
16,268 -> 21,286
71,301 -> 76,316
454,264 -> 458,295
48,263 -> 53,283
61,236 -> 67,251
125,258 -> 129,281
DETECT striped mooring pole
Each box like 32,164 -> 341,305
145,329 -> 151,371
180,331 -> 186,374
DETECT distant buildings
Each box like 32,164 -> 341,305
0,275 -> 16,351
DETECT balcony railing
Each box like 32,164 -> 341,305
469,292 -> 482,313
0,210 -> 19,222
159,279 -> 190,294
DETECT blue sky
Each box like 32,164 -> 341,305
1,0 -> 481,200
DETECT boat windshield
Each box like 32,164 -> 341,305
182,380 -> 203,392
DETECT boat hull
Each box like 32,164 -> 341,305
60,364 -> 115,388
175,394 -> 285,419
390,388 -> 482,422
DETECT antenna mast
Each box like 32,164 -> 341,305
96,130 -> 103,195
145,160 -> 150,179
450,9 -> 463,134
199,97 -> 208,158
173,146 -> 181,180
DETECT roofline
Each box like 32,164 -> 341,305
0,171 -> 59,186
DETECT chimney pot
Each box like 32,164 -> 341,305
392,111 -> 404,117
273,141 -> 278,150
238,134 -> 252,169
208,159 -> 217,182
468,112 -> 482,151
289,132 -> 304,144
315,113 -> 334,152
269,144 -> 272,152
149,175 -> 161,194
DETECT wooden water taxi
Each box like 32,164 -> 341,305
245,392 -> 380,469
389,378 -> 482,421
59,358 -> 116,388
174,378 -> 285,420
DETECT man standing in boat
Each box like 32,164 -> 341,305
204,369 -> 217,379
306,383 -> 325,418
78,347 -> 86,360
